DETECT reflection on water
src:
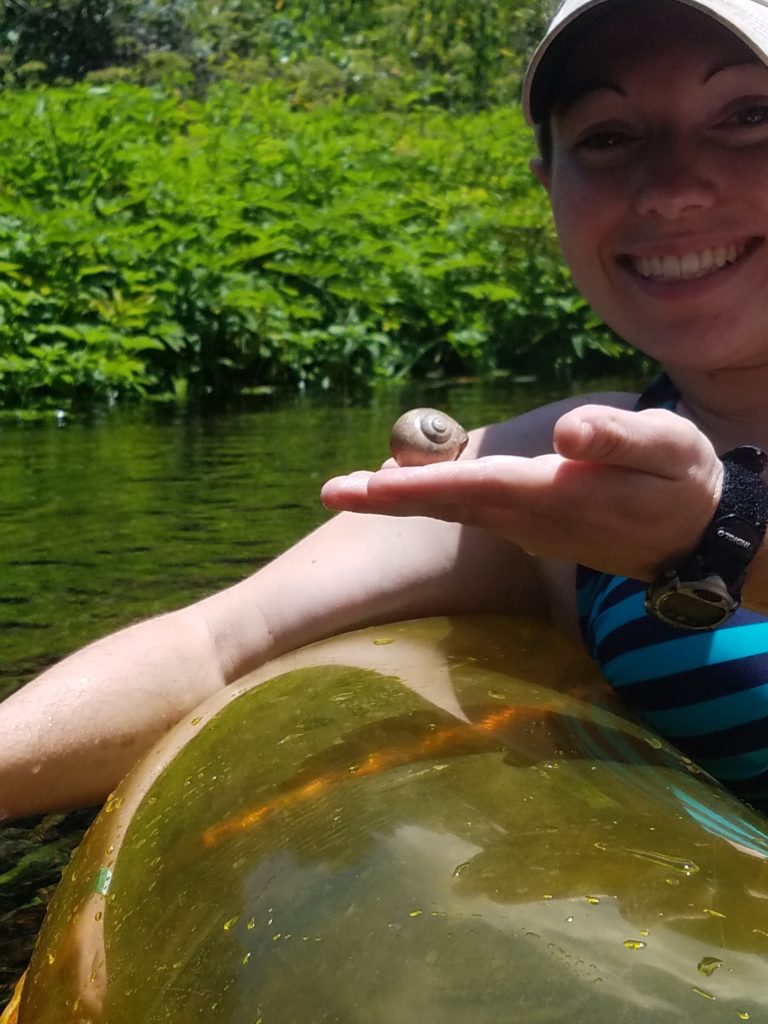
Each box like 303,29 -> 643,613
0,376 -> 643,1006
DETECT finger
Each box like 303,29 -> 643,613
321,457 -> 556,517
321,471 -> 376,510
552,404 -> 713,479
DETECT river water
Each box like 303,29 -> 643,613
0,375 -> 640,1008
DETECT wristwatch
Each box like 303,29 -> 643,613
644,445 -> 768,631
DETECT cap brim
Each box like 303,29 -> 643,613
522,0 -> 608,126
522,0 -> 768,125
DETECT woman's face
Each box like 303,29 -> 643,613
534,1 -> 768,371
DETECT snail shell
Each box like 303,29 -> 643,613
389,407 -> 469,467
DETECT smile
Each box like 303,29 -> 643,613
626,240 -> 760,282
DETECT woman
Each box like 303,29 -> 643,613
3,0 -> 768,817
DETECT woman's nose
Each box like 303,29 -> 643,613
633,136 -> 717,220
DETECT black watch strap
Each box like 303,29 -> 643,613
692,445 -> 768,593
645,445 -> 768,630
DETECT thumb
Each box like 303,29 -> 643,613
552,404 -> 714,480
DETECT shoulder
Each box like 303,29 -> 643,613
469,391 -> 639,458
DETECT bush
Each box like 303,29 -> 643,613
0,0 -> 553,108
0,80 -> 640,409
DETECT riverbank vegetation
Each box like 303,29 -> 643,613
0,1 -> 645,408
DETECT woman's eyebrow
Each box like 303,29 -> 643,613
705,57 -> 763,83
558,58 -> 765,117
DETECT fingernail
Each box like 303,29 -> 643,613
576,419 -> 595,450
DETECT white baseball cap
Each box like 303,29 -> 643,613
522,0 -> 768,124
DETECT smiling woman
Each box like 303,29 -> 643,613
529,0 -> 768,372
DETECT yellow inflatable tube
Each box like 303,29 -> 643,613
12,616 -> 768,1023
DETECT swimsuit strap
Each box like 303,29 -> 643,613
633,371 -> 679,411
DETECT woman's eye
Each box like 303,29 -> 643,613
735,104 -> 768,125
573,128 -> 636,154
720,103 -> 768,129
579,131 -> 626,149
714,101 -> 768,144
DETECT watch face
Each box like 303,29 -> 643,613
655,588 -> 732,630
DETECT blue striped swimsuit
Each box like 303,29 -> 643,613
576,376 -> 768,811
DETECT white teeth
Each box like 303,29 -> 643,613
662,254 -> 682,279
680,252 -> 700,276
632,244 -> 746,281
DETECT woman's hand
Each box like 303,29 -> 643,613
322,404 -> 723,583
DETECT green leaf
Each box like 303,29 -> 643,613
459,283 -> 520,302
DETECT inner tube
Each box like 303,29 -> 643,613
15,615 -> 768,1023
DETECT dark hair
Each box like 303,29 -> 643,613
534,119 -> 553,170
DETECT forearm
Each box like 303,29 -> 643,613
198,509 -> 545,682
0,606 -> 224,818
0,510 -> 539,819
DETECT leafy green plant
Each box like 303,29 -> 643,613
0,76 -> 642,410
0,0 -> 555,109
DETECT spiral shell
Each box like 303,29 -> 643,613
389,407 -> 469,467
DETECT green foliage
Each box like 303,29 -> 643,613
0,80 -> 638,408
0,0 -> 644,410
0,0 -> 121,83
0,0 -> 553,109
